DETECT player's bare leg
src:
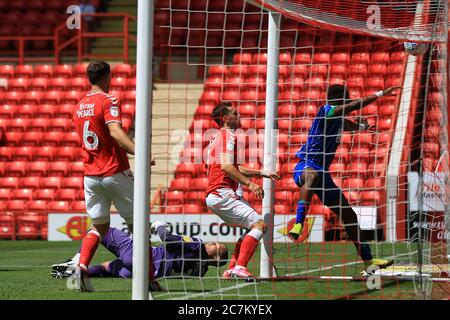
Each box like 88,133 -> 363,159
231,220 -> 266,281
74,222 -> 110,292
328,195 -> 393,269
223,232 -> 247,279
289,168 -> 317,240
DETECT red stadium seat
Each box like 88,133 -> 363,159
6,161 -> 27,176
47,162 -> 68,176
68,77 -> 89,91
275,190 -> 294,206
4,132 -> 23,146
62,177 -> 84,190
110,77 -> 127,90
40,177 -> 62,189
57,189 -> 77,201
346,163 -> 368,178
34,64 -> 54,78
7,200 -> 26,211
166,190 -> 184,205
42,132 -> 63,146
12,188 -> 33,201
15,65 -> 34,78
8,78 -> 29,91
28,114 -> 50,132
294,52 -> 311,64
71,201 -> 86,212
183,204 -> 204,213
369,63 -> 388,76
20,176 -> 41,189
0,147 -> 14,161
3,91 -> 23,105
113,64 -> 133,77
69,162 -> 84,176
55,147 -> 78,161
0,212 -> 16,239
342,178 -> 365,190
14,146 -> 35,161
27,161 -> 48,176
126,78 -> 136,90
0,104 -> 15,118
0,188 -> 11,200
48,78 -> 67,91
22,91 -> 43,105
53,65 -> 73,78
62,91 -> 83,104
27,200 -> 47,212
15,104 -> 37,118
360,191 -> 382,205
62,132 -> 80,147
122,90 -> 136,104
0,65 -> 14,78
42,90 -> 63,105
72,63 -> 88,77
48,201 -> 70,212
233,53 -> 252,65
170,177 -> 191,190
35,188 -> 55,201
175,163 -> 197,178
0,177 -> 19,189
7,118 -> 29,132
35,146 -> 56,161
54,104 -> 74,119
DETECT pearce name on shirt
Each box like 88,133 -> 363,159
76,103 -> 95,117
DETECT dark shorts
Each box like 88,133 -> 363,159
293,160 -> 342,206
108,259 -> 132,278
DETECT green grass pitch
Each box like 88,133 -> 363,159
0,241 -> 417,300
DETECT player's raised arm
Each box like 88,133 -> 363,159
221,155 -> 264,200
330,85 -> 402,117
107,122 -> 135,155
238,165 -> 281,181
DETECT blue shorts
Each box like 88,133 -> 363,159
293,160 -> 342,206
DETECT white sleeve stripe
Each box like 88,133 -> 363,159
105,120 -> 122,124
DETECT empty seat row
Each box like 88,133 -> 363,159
0,200 -> 86,212
1,77 -> 137,91
0,64 -> 136,79
0,104 -> 135,119
0,176 -> 83,189
0,188 -> 84,201
0,90 -> 136,105
0,162 -> 84,177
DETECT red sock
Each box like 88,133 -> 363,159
228,239 -> 243,270
236,230 -> 262,268
79,231 -> 100,268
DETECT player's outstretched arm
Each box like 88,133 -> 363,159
331,86 -> 402,117
152,221 -> 182,243
107,122 -> 135,155
221,154 -> 264,199
238,165 -> 281,181
343,119 -> 373,132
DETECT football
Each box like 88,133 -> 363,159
404,42 -> 429,56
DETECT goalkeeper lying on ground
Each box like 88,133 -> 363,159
51,221 -> 228,280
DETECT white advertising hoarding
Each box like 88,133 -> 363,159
48,213 -> 324,243
408,171 -> 448,212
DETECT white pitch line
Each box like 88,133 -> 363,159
171,251 -> 415,300
0,266 -> 48,268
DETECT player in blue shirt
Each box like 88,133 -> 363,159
51,222 -> 228,287
289,84 -> 401,269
